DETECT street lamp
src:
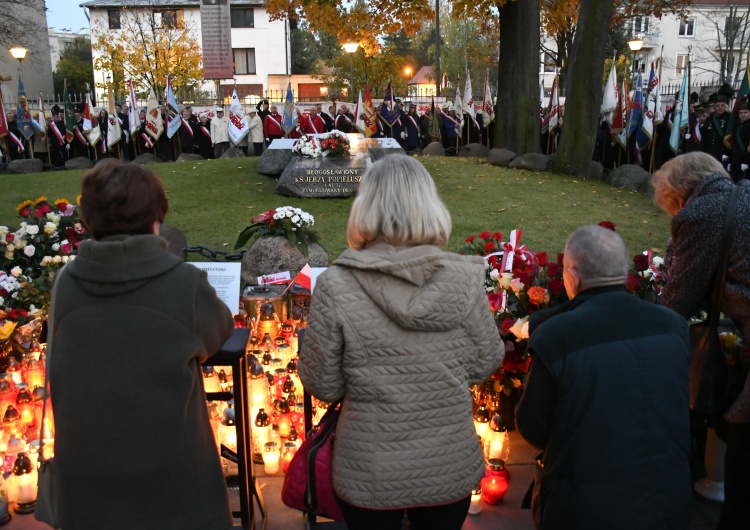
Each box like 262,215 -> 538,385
9,46 -> 27,80
628,34 -> 644,81
342,42 -> 359,100
404,66 -> 413,99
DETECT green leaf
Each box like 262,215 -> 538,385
297,236 -> 309,257
234,226 -> 257,249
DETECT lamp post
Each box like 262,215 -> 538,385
9,46 -> 28,82
342,42 -> 359,101
404,66 -> 412,99
626,35 -> 644,164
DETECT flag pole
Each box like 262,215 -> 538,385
649,50 -> 664,173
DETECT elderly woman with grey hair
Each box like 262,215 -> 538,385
299,154 -> 504,530
653,151 -> 750,529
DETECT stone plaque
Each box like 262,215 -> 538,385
275,155 -> 370,198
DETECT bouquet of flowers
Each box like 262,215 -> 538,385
463,230 -> 569,399
293,135 -> 321,158
235,206 -> 318,256
319,130 -> 350,157
1,196 -> 89,340
625,250 -> 666,302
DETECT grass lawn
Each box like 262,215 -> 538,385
0,156 -> 671,261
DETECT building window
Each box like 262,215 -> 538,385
726,17 -> 741,39
676,54 -> 689,75
233,48 -> 256,75
628,16 -> 650,36
679,17 -> 695,37
540,52 -> 555,73
160,9 -> 183,29
231,8 -> 254,28
108,9 -> 121,30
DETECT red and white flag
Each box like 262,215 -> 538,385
463,70 -> 475,120
601,62 -> 619,125
228,89 -> 249,145
128,79 -> 139,138
83,93 -> 101,146
291,264 -> 312,291
145,87 -> 164,141
0,91 -> 9,139
482,73 -> 494,125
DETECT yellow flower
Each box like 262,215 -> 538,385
55,198 -> 70,208
16,200 -> 32,214
76,194 -> 82,206
724,333 -> 739,349
33,195 -> 48,206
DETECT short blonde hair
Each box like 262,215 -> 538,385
653,152 -> 727,216
347,154 -> 451,250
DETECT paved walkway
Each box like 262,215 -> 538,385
7,431 -> 722,529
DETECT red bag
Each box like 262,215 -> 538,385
281,401 -> 345,521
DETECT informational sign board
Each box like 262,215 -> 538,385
200,0 -> 234,80
189,262 -> 242,315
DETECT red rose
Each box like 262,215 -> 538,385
488,255 -> 499,266
484,241 -> 496,252
501,317 -> 515,333
6,309 -> 28,321
633,254 -> 649,272
598,221 -> 616,231
547,278 -> 565,297
19,208 -> 30,217
479,231 -> 491,240
517,271 -> 533,289
6,234 -> 14,242
557,253 -> 565,265
626,273 -> 643,292
547,263 -> 563,277
466,235 -> 475,243
536,252 -> 549,266
34,209 -> 44,218
487,293 -> 504,312
492,232 -> 503,241
38,203 -> 51,215
503,348 -> 530,373
61,242 -> 74,255
56,201 -> 69,212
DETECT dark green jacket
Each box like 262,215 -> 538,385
50,234 -> 234,530
516,286 -> 691,530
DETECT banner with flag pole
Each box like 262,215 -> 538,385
106,83 -> 121,152
355,89 -> 366,134
228,88 -> 249,144
16,80 -> 34,140
63,79 -> 76,143
128,79 -> 139,139
482,73 -> 495,126
281,82 -> 297,136
463,70 -> 476,121
0,91 -> 8,140
429,97 -> 441,141
724,54 -> 750,150
637,62 -> 659,149
361,86 -> 377,137
379,79 -> 401,128
613,78 -> 631,148
669,70 -> 690,153
33,94 -> 47,140
166,77 -> 182,140
84,92 -> 101,147
145,87 -> 164,141
601,61 -> 618,125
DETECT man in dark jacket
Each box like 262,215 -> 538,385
516,225 -> 691,530
701,94 -> 731,166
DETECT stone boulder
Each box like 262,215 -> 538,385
366,145 -> 406,161
458,143 -> 490,158
607,164 -> 650,192
241,236 -> 329,285
487,148 -> 517,167
159,224 -> 188,260
276,156 -> 366,198
133,153 -> 163,165
257,148 -> 295,176
422,141 -> 446,156
8,159 -> 44,174
509,153 -> 550,172
177,153 -> 204,162
220,147 -> 246,159
65,157 -> 94,170
588,161 -> 604,180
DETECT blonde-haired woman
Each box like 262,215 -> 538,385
299,154 -> 504,530
653,151 -> 750,529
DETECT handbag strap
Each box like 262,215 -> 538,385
305,399 -> 342,516
39,265 -> 67,463
708,184 -> 741,331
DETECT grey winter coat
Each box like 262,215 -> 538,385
299,242 -> 504,509
50,234 -> 234,530
661,173 -> 750,422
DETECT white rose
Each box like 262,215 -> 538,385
52,243 -> 60,251
0,297 -> 4,306
44,222 -> 57,235
509,316 -> 530,341
52,255 -> 62,264
28,305 -> 38,315
652,256 -> 664,267
62,256 -> 70,264
0,226 -> 7,236
4,251 -> 12,259
489,269 -> 500,281
26,225 -> 39,235
24,245 -> 35,257
10,266 -> 22,278
510,277 -> 525,293
41,256 -> 52,266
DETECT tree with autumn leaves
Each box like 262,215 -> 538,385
91,6 -> 203,99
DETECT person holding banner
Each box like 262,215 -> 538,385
211,107 -> 230,158
247,108 -> 264,156
137,108 -> 155,156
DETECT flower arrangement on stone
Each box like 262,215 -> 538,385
235,206 -> 318,257
293,135 -> 321,158
319,130 -> 350,157
462,229 -> 569,427
1,196 -> 89,340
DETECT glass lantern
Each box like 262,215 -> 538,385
276,399 -> 291,438
474,403 -> 491,442
262,441 -> 280,474
6,359 -> 22,386
23,359 -> 43,390
0,470 -> 11,525
281,441 -> 297,473
254,408 -> 271,455
10,453 -> 36,514
15,387 -> 35,430
202,366 -> 221,393
483,414 -> 509,468
248,362 -> 270,414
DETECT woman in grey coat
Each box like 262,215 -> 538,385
653,151 -> 750,529
299,154 -> 504,530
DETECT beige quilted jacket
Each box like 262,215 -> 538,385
299,242 -> 505,509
